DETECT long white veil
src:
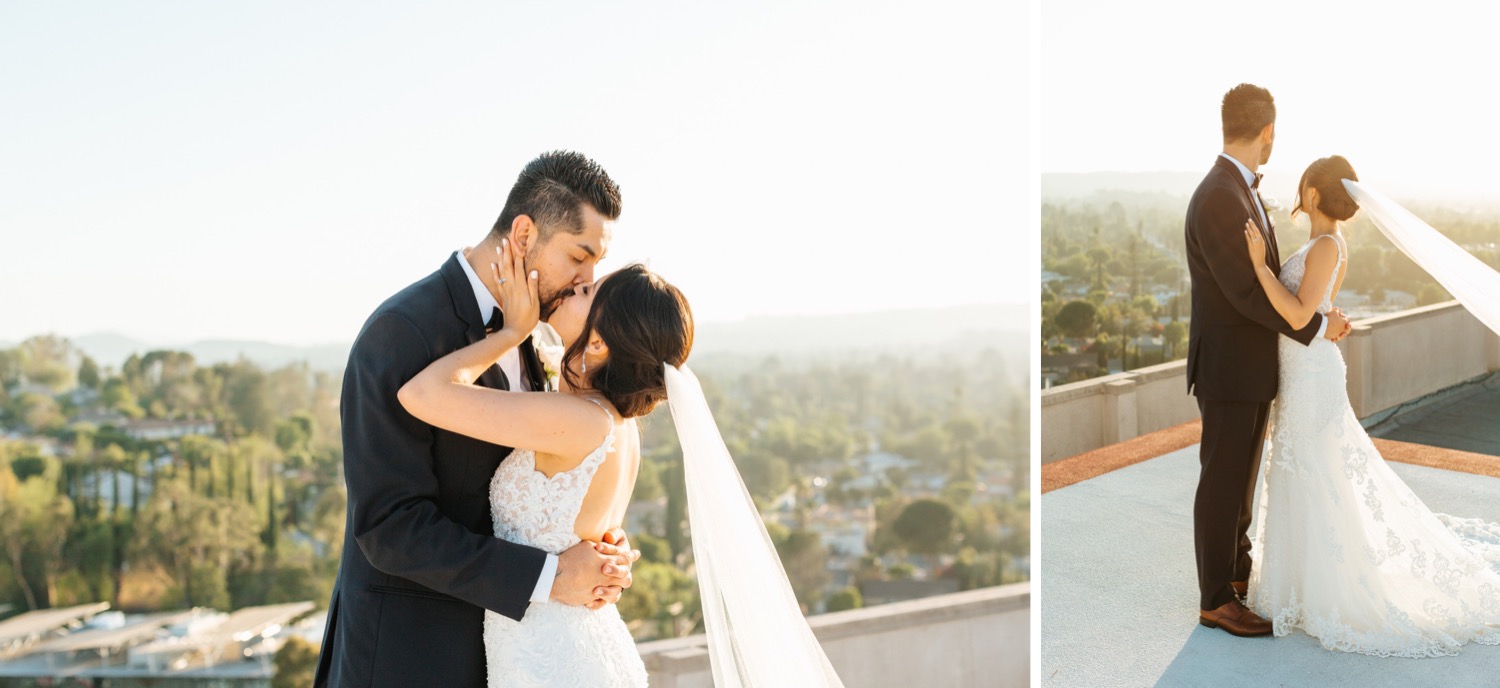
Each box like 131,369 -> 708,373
1343,180 -> 1500,336
1343,180 -> 1500,559
663,364 -> 844,687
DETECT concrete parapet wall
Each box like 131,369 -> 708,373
1041,361 -> 1198,463
1342,302 -> 1498,418
1042,302 -> 1500,462
637,583 -> 1029,688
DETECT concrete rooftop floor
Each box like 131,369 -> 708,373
1041,435 -> 1500,687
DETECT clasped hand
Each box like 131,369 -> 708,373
552,528 -> 642,610
1324,308 -> 1352,342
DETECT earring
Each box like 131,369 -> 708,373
582,355 -> 588,374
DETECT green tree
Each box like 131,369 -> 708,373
77,356 -> 101,391
1418,283 -> 1452,306
1162,321 -> 1189,360
0,455 -> 75,610
770,528 -> 830,611
273,636 -> 319,688
892,498 -> 957,555
825,586 -> 862,612
132,480 -> 259,609
1053,300 -> 1098,340
16,335 -> 76,392
101,378 -> 144,419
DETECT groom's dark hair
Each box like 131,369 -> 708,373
491,150 -> 622,239
1221,84 -> 1275,142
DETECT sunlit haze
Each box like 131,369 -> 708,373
1,1 -> 1028,346
1044,0 -> 1500,204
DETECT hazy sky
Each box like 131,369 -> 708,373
1044,0 -> 1500,203
1,1 -> 1030,345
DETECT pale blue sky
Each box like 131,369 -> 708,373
1044,0 -> 1500,203
1,1 -> 1029,345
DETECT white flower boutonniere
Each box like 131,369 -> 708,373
531,323 -> 565,392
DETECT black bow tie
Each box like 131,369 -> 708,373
1251,173 -> 1263,190
485,307 -> 504,333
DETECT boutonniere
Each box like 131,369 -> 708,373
1261,194 -> 1283,214
531,324 -> 565,392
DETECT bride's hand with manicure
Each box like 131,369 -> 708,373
492,238 -> 540,338
1244,219 -> 1267,270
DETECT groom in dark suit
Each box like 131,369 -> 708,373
1184,84 -> 1351,637
315,151 -> 638,687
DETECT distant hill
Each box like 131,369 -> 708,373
1042,171 -> 1203,200
30,303 -> 1026,373
694,303 -> 1026,357
66,334 -> 352,372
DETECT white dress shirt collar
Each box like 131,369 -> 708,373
1219,152 -> 1258,190
454,250 -> 499,324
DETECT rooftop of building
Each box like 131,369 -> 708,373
1041,379 -> 1500,687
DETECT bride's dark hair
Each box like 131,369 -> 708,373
1292,155 -> 1360,222
561,263 -> 694,418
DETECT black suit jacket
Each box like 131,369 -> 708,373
315,254 -> 550,688
1185,156 -> 1323,401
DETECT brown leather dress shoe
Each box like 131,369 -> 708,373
1230,581 -> 1248,599
1199,600 -> 1272,637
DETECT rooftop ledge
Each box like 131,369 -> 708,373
1042,301 -> 1500,463
638,583 -> 1029,688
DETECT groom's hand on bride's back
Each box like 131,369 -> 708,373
550,532 -> 640,610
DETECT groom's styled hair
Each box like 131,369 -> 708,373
492,150 -> 622,239
1221,84 -> 1275,142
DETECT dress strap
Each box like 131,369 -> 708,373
580,396 -> 617,449
1308,233 -> 1346,308
1310,232 -> 1346,268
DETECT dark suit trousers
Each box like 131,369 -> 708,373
1194,398 -> 1271,610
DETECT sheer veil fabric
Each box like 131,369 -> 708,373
1343,178 -> 1500,565
664,364 -> 844,687
1343,180 -> 1500,337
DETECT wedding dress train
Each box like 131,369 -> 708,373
1249,233 -> 1500,657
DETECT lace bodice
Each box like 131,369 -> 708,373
481,397 -> 648,687
489,401 -> 615,555
1277,233 -> 1346,315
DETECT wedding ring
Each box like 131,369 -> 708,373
498,278 -> 507,286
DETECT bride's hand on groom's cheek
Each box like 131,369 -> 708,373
492,237 -> 540,335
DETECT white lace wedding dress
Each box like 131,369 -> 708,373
482,404 -> 648,687
1249,233 -> 1500,657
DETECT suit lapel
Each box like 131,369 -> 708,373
440,253 -> 511,391
1216,157 -> 1279,271
1260,193 -> 1282,272
519,336 -> 545,392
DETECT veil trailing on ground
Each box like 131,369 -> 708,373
1343,180 -> 1500,562
1344,180 -> 1500,337
663,364 -> 844,687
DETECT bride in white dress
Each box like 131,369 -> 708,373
397,240 -> 844,686
1241,155 -> 1500,658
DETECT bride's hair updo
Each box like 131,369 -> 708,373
1292,155 -> 1360,222
562,263 -> 694,418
